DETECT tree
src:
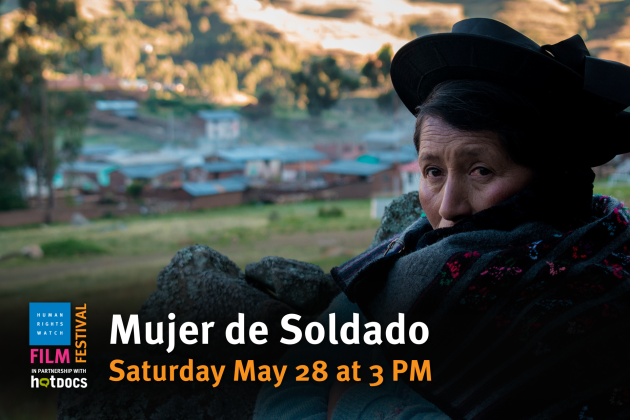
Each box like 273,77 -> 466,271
0,0 -> 90,219
200,59 -> 239,99
53,90 -> 90,163
361,44 -> 393,88
240,90 -> 275,120
291,56 -> 358,116
361,44 -> 400,114
0,135 -> 27,211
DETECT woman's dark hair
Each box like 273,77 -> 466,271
412,79 -> 596,225
412,80 -> 543,168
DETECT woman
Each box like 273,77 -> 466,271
255,18 -> 630,419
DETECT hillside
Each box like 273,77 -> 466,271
3,0 -> 630,103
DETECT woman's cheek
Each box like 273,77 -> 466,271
418,181 -> 441,228
476,178 -> 523,210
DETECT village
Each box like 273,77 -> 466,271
3,91 -> 424,227
5,92 -> 629,228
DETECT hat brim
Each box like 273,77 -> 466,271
391,32 -> 586,116
391,32 -> 630,167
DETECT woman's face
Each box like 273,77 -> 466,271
417,116 -> 535,229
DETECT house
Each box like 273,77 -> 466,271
357,147 -> 417,166
314,143 -> 365,160
399,161 -> 421,194
320,160 -> 392,179
59,161 -> 123,193
319,160 -> 398,196
105,151 -> 183,167
196,110 -> 241,142
361,128 -> 413,151
180,177 -> 247,209
216,147 -> 280,178
103,147 -> 221,183
79,144 -> 130,162
47,74 -> 122,92
215,147 -> 329,180
95,100 -> 139,119
46,74 -> 149,99
276,148 -> 330,182
187,162 -> 246,182
20,167 -> 62,199
116,164 -> 183,189
608,159 -> 630,186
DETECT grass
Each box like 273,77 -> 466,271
40,238 -> 107,258
318,205 -> 345,218
593,182 -> 630,204
0,199 -> 378,263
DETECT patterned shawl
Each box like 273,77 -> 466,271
332,193 -> 630,420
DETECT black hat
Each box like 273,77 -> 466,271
391,18 -> 630,166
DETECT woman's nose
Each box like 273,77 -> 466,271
439,177 -> 473,224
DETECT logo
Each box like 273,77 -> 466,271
29,302 -> 71,346
30,348 -> 70,364
30,375 -> 87,388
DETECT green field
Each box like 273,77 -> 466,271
0,199 -> 380,419
0,200 -> 378,263
0,199 -> 380,308
593,181 -> 630,205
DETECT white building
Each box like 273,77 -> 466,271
608,159 -> 630,186
95,100 -> 139,118
399,161 -> 421,194
197,110 -> 241,142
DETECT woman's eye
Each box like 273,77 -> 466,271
472,167 -> 492,176
426,168 -> 442,177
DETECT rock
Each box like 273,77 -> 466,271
21,244 -> 43,259
245,256 -> 340,314
58,245 -> 296,420
70,212 -> 90,226
268,210 -> 280,221
0,244 -> 44,262
370,191 -> 422,248
138,245 -> 295,361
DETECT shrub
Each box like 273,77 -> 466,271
318,206 -> 344,218
40,239 -> 107,258
101,211 -> 116,219
98,193 -> 119,205
268,210 -> 280,222
126,182 -> 144,198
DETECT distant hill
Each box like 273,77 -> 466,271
3,0 -> 630,103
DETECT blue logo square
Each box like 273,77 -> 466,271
29,302 -> 71,346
